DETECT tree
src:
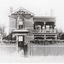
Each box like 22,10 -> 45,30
57,28 -> 63,39
60,34 -> 64,40
0,25 -> 6,38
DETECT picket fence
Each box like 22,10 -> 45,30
29,43 -> 64,56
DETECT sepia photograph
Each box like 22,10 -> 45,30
0,0 -> 64,63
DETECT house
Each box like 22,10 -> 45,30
8,7 -> 57,45
4,7 -> 57,55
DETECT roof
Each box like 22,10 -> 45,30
13,29 -> 29,33
9,7 -> 34,16
34,16 -> 56,19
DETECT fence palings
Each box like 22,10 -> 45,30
29,43 -> 64,56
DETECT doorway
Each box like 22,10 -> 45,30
18,35 -> 24,47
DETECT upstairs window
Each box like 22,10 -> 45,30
19,25 -> 23,29
46,25 -> 49,30
18,21 -> 23,29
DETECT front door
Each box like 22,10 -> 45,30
18,36 -> 24,47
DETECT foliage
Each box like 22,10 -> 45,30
60,34 -> 64,40
57,28 -> 63,39
0,24 -> 6,38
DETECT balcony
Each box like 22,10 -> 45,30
33,29 -> 57,33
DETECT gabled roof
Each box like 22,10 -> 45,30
9,7 -> 34,16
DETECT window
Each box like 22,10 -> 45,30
42,26 -> 44,29
46,25 -> 49,30
19,36 -> 23,41
19,25 -> 23,29
18,21 -> 23,29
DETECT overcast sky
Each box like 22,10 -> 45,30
0,0 -> 64,34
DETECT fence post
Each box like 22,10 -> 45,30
27,42 -> 31,56
16,35 -> 18,51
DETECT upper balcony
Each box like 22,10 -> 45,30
33,21 -> 56,34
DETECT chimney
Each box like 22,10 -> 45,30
50,9 -> 54,16
10,7 -> 13,13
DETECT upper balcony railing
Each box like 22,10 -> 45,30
33,29 -> 57,33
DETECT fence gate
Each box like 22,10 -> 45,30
29,43 -> 64,56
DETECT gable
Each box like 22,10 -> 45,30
9,7 -> 34,16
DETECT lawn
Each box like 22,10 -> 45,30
0,42 -> 64,63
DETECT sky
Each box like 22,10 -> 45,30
0,0 -> 64,34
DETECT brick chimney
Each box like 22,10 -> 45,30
10,7 -> 13,13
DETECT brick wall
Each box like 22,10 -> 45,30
9,17 -> 16,33
24,17 -> 34,29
